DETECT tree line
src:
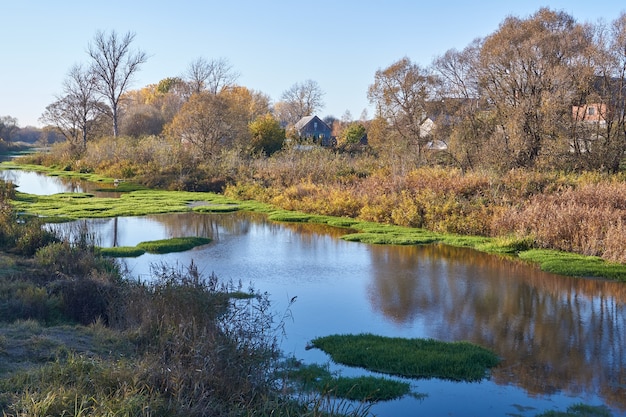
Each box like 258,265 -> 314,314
4,7 -> 625,173
34,30 -> 327,158
368,8 -> 626,172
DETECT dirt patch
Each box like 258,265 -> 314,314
0,320 -> 133,376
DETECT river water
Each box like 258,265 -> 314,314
3,169 -> 626,417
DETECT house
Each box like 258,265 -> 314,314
294,115 -> 336,147
572,76 -> 626,126
570,76 -> 626,152
572,103 -> 608,126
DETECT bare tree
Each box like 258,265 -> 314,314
88,30 -> 148,137
277,79 -> 325,125
367,57 -> 436,157
185,57 -> 240,96
432,40 -> 488,170
580,12 -> 626,172
40,64 -> 105,151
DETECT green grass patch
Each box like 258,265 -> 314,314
268,211 -> 315,223
98,246 -> 147,258
311,333 -> 500,382
338,222 -> 441,245
518,249 -> 626,282
11,189 -> 242,220
98,237 -> 211,257
285,362 -> 415,402
136,237 -> 212,254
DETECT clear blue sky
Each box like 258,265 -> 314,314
2,0 -> 625,128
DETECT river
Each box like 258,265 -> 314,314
3,169 -> 626,417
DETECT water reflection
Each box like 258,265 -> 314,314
48,212 -> 626,415
367,244 -> 626,409
0,169 -> 120,197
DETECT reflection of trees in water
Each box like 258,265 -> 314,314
367,244 -> 626,411
147,212 -> 239,240
142,212 -> 351,255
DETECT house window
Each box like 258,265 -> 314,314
588,107 -> 596,116
314,122 -> 318,129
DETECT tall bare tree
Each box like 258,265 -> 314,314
40,64 -> 105,151
276,79 -> 325,125
185,57 -> 240,96
580,12 -> 626,172
88,30 -> 148,137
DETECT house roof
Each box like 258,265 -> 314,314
294,115 -> 331,131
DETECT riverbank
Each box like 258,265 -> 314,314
3,161 -> 626,282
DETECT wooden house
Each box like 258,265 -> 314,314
294,115 -> 336,147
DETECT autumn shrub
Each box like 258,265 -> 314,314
0,180 -> 58,256
0,280 -> 62,324
359,193 -> 397,224
16,141 -> 78,169
116,262 -> 285,416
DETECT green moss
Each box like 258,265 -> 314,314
99,246 -> 147,258
11,190 -> 242,220
311,333 -> 500,382
268,211 -> 314,223
97,238 -> 211,257
136,237 -> 212,254
519,249 -> 626,282
192,204 -> 241,213
285,362 -> 415,402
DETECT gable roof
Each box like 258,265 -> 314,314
294,115 -> 331,131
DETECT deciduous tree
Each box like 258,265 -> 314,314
341,122 -> 367,145
367,57 -> 436,158
40,64 -> 105,151
88,30 -> 148,137
185,57 -> 240,96
476,8 -> 593,169
0,115 -> 18,142
432,40 -> 490,170
248,114 -> 285,155
276,80 -> 325,126
165,92 -> 233,158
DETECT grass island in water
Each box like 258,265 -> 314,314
311,333 -> 500,382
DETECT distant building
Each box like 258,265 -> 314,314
294,115 -> 336,147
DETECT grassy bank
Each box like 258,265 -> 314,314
12,139 -> 626,268
4,162 -> 626,281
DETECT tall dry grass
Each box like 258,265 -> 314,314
494,181 -> 626,263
